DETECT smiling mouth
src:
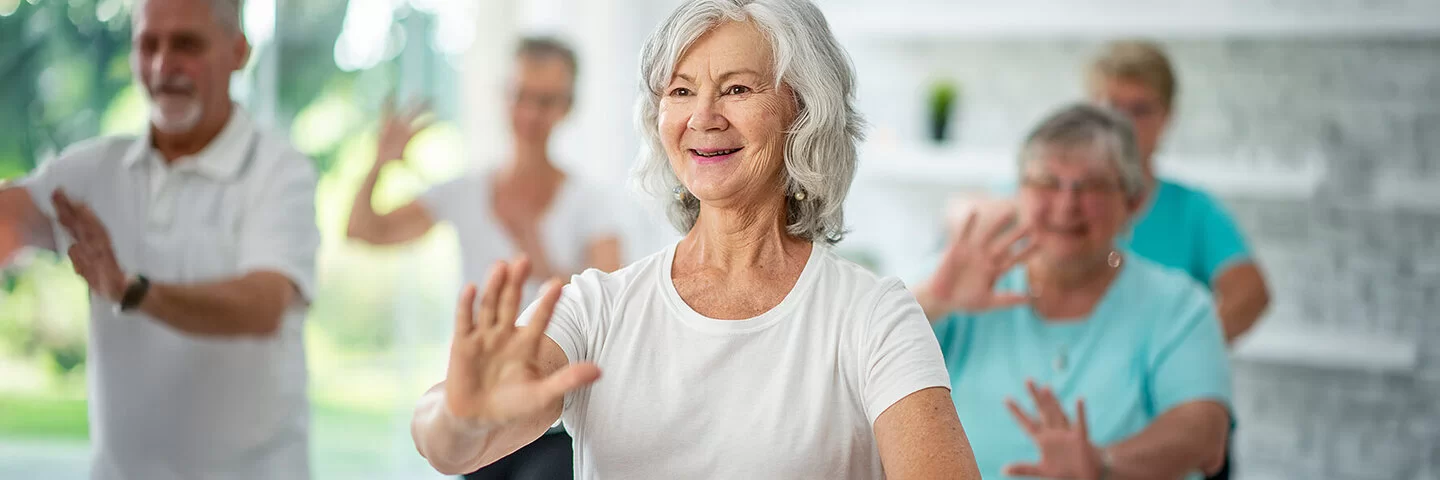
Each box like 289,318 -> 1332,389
690,147 -> 741,158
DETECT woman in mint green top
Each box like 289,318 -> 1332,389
914,103 -> 1232,480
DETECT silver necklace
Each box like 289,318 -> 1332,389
1031,251 -> 1122,375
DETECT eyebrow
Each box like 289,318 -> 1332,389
673,69 -> 764,84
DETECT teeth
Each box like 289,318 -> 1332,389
695,148 -> 739,157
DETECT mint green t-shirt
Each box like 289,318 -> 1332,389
932,253 -> 1232,480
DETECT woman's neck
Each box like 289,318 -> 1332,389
1028,252 -> 1121,299
681,194 -> 806,274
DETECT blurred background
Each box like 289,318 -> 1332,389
1,0 -> 1438,478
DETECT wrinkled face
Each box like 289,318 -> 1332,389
658,21 -> 796,209
508,55 -> 574,145
132,0 -> 248,135
1088,77 -> 1169,165
1017,145 -> 1141,266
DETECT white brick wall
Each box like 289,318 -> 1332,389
843,34 -> 1440,479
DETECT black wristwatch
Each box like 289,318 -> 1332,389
118,275 -> 151,312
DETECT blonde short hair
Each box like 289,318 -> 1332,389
1085,40 -> 1177,108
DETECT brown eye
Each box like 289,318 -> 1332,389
724,85 -> 751,95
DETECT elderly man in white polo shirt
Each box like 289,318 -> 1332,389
0,0 -> 318,479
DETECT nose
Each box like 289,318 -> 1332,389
686,96 -> 729,132
149,46 -> 180,81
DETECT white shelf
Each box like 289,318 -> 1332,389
824,8 -> 1440,40
1371,173 -> 1440,211
855,143 -> 1327,201
1231,322 -> 1418,374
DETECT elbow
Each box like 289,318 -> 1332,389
344,221 -> 371,243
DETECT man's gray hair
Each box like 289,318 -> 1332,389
631,0 -> 864,244
1019,103 -> 1146,200
135,0 -> 244,35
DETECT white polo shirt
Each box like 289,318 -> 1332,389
20,106 -> 319,480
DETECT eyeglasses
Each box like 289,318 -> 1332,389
1019,174 -> 1124,197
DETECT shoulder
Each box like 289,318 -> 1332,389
50,136 -> 137,171
1122,254 -> 1214,314
808,247 -> 920,322
1158,178 -> 1228,214
562,246 -> 667,304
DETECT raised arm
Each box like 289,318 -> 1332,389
411,259 -> 600,474
346,100 -> 438,245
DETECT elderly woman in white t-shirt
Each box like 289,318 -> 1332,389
409,0 -> 1012,478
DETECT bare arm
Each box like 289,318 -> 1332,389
0,183 -> 55,260
874,387 -> 982,479
1212,263 -> 1270,344
345,162 -> 436,245
346,99 -> 437,245
135,271 -> 299,336
1101,400 -> 1231,480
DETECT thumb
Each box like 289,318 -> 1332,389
539,362 -> 602,399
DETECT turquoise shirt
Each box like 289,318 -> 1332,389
1123,179 -> 1252,288
932,254 -> 1232,480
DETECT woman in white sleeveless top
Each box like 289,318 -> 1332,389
347,37 -> 620,480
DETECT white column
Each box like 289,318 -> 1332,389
459,0 -> 519,171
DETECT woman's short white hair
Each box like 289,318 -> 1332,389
631,0 -> 864,244
1019,103 -> 1146,200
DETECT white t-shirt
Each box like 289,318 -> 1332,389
418,169 -> 620,302
519,242 -> 951,479
19,107 -> 318,480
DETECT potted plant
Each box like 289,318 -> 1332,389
927,78 -> 960,144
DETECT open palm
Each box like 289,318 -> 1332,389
443,258 -> 601,427
925,203 -> 1038,314
1003,380 -> 1104,480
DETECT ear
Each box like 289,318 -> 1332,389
1124,190 -> 1147,218
232,33 -> 251,72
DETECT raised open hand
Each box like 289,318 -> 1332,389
924,201 -> 1038,314
53,189 -> 126,303
375,97 -> 435,167
442,258 -> 601,427
1003,380 -> 1105,480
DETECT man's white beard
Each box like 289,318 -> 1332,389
150,94 -> 203,134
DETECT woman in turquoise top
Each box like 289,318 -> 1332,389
914,103 -> 1232,480
1085,40 -> 1270,345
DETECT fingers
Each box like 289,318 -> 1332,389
988,221 -> 1029,261
476,262 -> 509,330
496,257 -> 532,326
519,279 -> 565,355
1076,397 -> 1090,440
929,233 -> 964,298
1005,397 -> 1041,437
1000,235 -> 1041,272
1026,379 -> 1070,430
539,362 -> 601,399
975,206 -> 1017,247
954,210 -> 978,244
1000,463 -> 1045,478
453,284 -> 478,336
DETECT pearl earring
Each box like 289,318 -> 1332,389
673,187 -> 687,201
793,191 -> 807,201
1107,251 -> 1122,268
